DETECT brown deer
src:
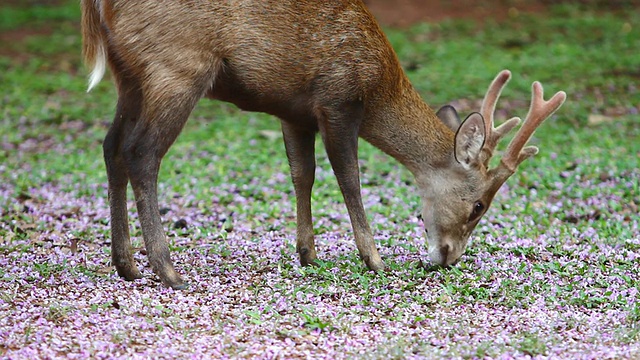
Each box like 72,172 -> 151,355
82,0 -> 566,289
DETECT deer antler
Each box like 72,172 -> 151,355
499,81 -> 567,172
479,70 -> 523,167
480,72 -> 566,192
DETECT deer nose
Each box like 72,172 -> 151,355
439,244 -> 451,266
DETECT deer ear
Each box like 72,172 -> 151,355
454,112 -> 486,168
436,105 -> 461,131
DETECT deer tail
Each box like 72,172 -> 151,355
81,0 -> 107,92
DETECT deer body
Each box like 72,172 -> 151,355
83,0 -> 565,289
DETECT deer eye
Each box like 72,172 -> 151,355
468,201 -> 485,222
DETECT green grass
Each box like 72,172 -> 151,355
0,1 -> 639,358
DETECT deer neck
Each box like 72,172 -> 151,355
361,76 -> 456,178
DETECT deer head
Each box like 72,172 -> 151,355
421,70 -> 567,267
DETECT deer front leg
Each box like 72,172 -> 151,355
104,81 -> 143,281
281,122 -> 318,266
318,102 -> 385,272
121,84 -> 202,289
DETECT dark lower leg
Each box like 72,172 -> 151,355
104,88 -> 142,280
130,171 -> 185,289
282,122 -> 317,266
319,102 -> 385,271
107,162 -> 142,280
123,85 -> 203,289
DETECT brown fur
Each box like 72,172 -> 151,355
82,0 -> 564,289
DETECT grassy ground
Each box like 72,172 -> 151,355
1,1 -> 639,359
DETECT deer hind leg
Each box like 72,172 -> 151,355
281,122 -> 318,266
104,75 -> 143,281
121,75 -> 209,289
317,101 -> 385,272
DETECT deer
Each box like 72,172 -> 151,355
81,0 -> 566,289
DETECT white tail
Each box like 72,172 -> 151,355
87,43 -> 106,92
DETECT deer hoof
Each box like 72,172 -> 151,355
115,265 -> 143,281
155,265 -> 187,290
364,255 -> 386,272
298,247 -> 318,267
170,281 -> 189,290
162,275 -> 187,290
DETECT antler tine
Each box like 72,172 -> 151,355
479,70 -> 521,166
501,81 -> 567,172
480,70 -> 511,135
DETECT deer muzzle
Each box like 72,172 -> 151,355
427,237 -> 463,267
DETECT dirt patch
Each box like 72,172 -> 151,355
2,0 -> 66,6
0,27 -> 54,59
365,0 -> 638,27
365,0 -> 549,27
